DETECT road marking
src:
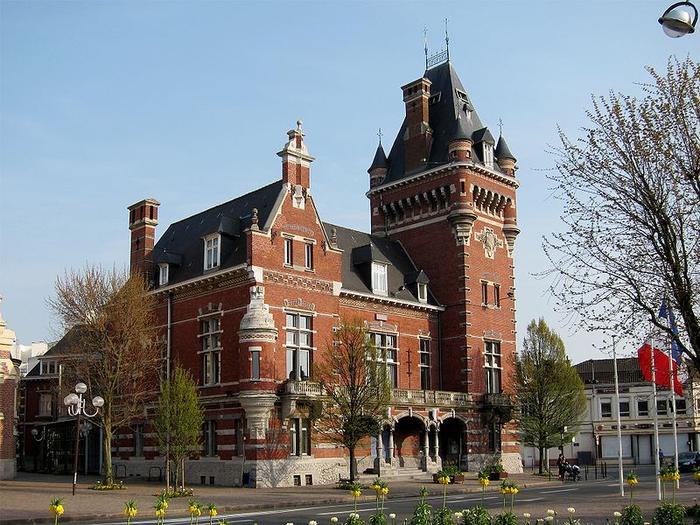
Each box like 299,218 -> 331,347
519,497 -> 544,502
540,488 -> 578,494
318,508 -> 376,516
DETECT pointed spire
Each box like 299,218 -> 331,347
495,133 -> 516,162
451,114 -> 471,142
368,141 -> 389,173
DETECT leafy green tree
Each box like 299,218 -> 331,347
516,319 -> 586,474
155,366 -> 204,491
314,318 -> 391,481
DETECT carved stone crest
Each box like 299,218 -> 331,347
475,227 -> 503,259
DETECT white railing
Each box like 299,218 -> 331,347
391,389 -> 471,407
284,380 -> 324,396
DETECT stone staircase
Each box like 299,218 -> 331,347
372,467 -> 429,481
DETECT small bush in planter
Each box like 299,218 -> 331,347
652,502 -> 685,525
619,504 -> 643,525
461,506 -> 491,525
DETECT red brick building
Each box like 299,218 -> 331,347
21,57 -> 522,487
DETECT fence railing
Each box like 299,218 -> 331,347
391,389 -> 471,407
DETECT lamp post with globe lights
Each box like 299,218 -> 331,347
659,1 -> 698,37
64,382 -> 103,495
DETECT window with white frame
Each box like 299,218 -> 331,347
419,338 -> 431,390
40,360 -> 57,375
600,400 -> 612,418
637,400 -> 649,416
202,420 -> 217,457
200,317 -> 221,385
286,313 -> 313,380
159,263 -> 169,286
619,400 -> 630,417
484,341 -> 501,393
284,237 -> 294,266
493,284 -> 501,307
483,143 -> 494,168
289,418 -> 311,456
250,346 -> 261,380
417,283 -> 428,303
371,263 -> 388,296
371,332 -> 398,388
674,398 -> 687,414
204,234 -> 220,270
38,393 -> 53,416
656,399 -> 668,415
304,243 -> 313,270
481,281 -> 488,305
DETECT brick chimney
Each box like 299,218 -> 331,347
127,198 -> 160,278
401,77 -> 432,173
277,120 -> 315,189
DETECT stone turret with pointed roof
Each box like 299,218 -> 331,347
368,141 -> 389,187
495,134 -> 517,175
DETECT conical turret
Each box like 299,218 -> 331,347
368,141 -> 388,187
495,134 -> 517,175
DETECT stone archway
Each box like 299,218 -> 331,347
439,417 -> 467,471
393,416 -> 426,469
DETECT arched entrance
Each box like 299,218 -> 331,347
394,416 -> 426,469
439,417 -> 467,471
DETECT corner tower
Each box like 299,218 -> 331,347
366,58 -> 521,471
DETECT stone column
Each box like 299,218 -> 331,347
422,429 -> 430,471
431,426 -> 440,462
374,431 -> 384,475
388,427 -> 395,466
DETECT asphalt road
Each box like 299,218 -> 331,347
82,472 -> 700,525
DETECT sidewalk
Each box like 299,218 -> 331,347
0,472 -> 559,524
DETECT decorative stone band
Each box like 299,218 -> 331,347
239,286 -> 278,343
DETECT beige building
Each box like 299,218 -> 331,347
0,299 -> 21,479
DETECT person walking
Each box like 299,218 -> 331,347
557,453 -> 566,482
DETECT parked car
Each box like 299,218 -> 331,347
678,451 -> 700,472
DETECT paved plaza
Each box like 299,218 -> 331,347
1,469 -> 698,525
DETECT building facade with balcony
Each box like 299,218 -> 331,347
521,357 -> 700,469
22,55 -> 522,487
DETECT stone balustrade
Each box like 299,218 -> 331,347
283,380 -> 324,396
391,388 -> 471,407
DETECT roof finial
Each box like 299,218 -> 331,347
377,127 -> 383,146
498,118 -> 504,136
444,18 -> 450,61
423,26 -> 429,70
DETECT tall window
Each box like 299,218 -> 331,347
286,313 -> 313,380
484,341 -> 501,393
250,346 -> 261,380
304,243 -> 313,270
159,264 -> 169,286
483,143 -> 494,168
39,393 -> 53,416
371,263 -> 388,296
481,282 -> 488,305
417,283 -> 428,303
202,420 -> 217,457
419,339 -> 431,390
284,237 -> 294,266
371,333 -> 398,388
204,235 -> 220,270
200,317 -> 221,385
134,424 -> 144,456
493,284 -> 501,307
290,418 -> 311,456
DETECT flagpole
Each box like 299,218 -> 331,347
667,329 -> 680,488
612,335 -> 625,497
651,332 -> 662,501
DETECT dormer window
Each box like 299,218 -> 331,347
204,234 -> 220,271
417,283 -> 428,303
483,143 -> 494,168
159,263 -> 169,286
40,360 -> 57,375
371,262 -> 388,296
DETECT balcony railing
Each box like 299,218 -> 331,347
284,380 -> 324,396
391,389 -> 472,407
482,393 -> 513,408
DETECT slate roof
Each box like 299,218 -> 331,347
25,326 -> 85,377
382,61 -> 514,185
574,358 -> 646,385
152,180 -> 285,286
368,143 -> 389,172
323,223 -> 436,305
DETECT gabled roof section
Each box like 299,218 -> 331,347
472,127 -> 495,145
153,180 -> 284,286
382,61 -> 507,185
323,223 -> 436,305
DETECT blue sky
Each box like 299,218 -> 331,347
1,0 -> 697,363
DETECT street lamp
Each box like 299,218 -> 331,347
63,382 -> 103,495
659,1 -> 698,37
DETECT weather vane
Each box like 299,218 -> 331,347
444,18 -> 450,60
377,128 -> 383,145
498,118 -> 504,136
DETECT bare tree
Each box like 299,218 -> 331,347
49,265 -> 161,484
516,319 -> 586,474
544,57 -> 700,369
314,318 -> 391,481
